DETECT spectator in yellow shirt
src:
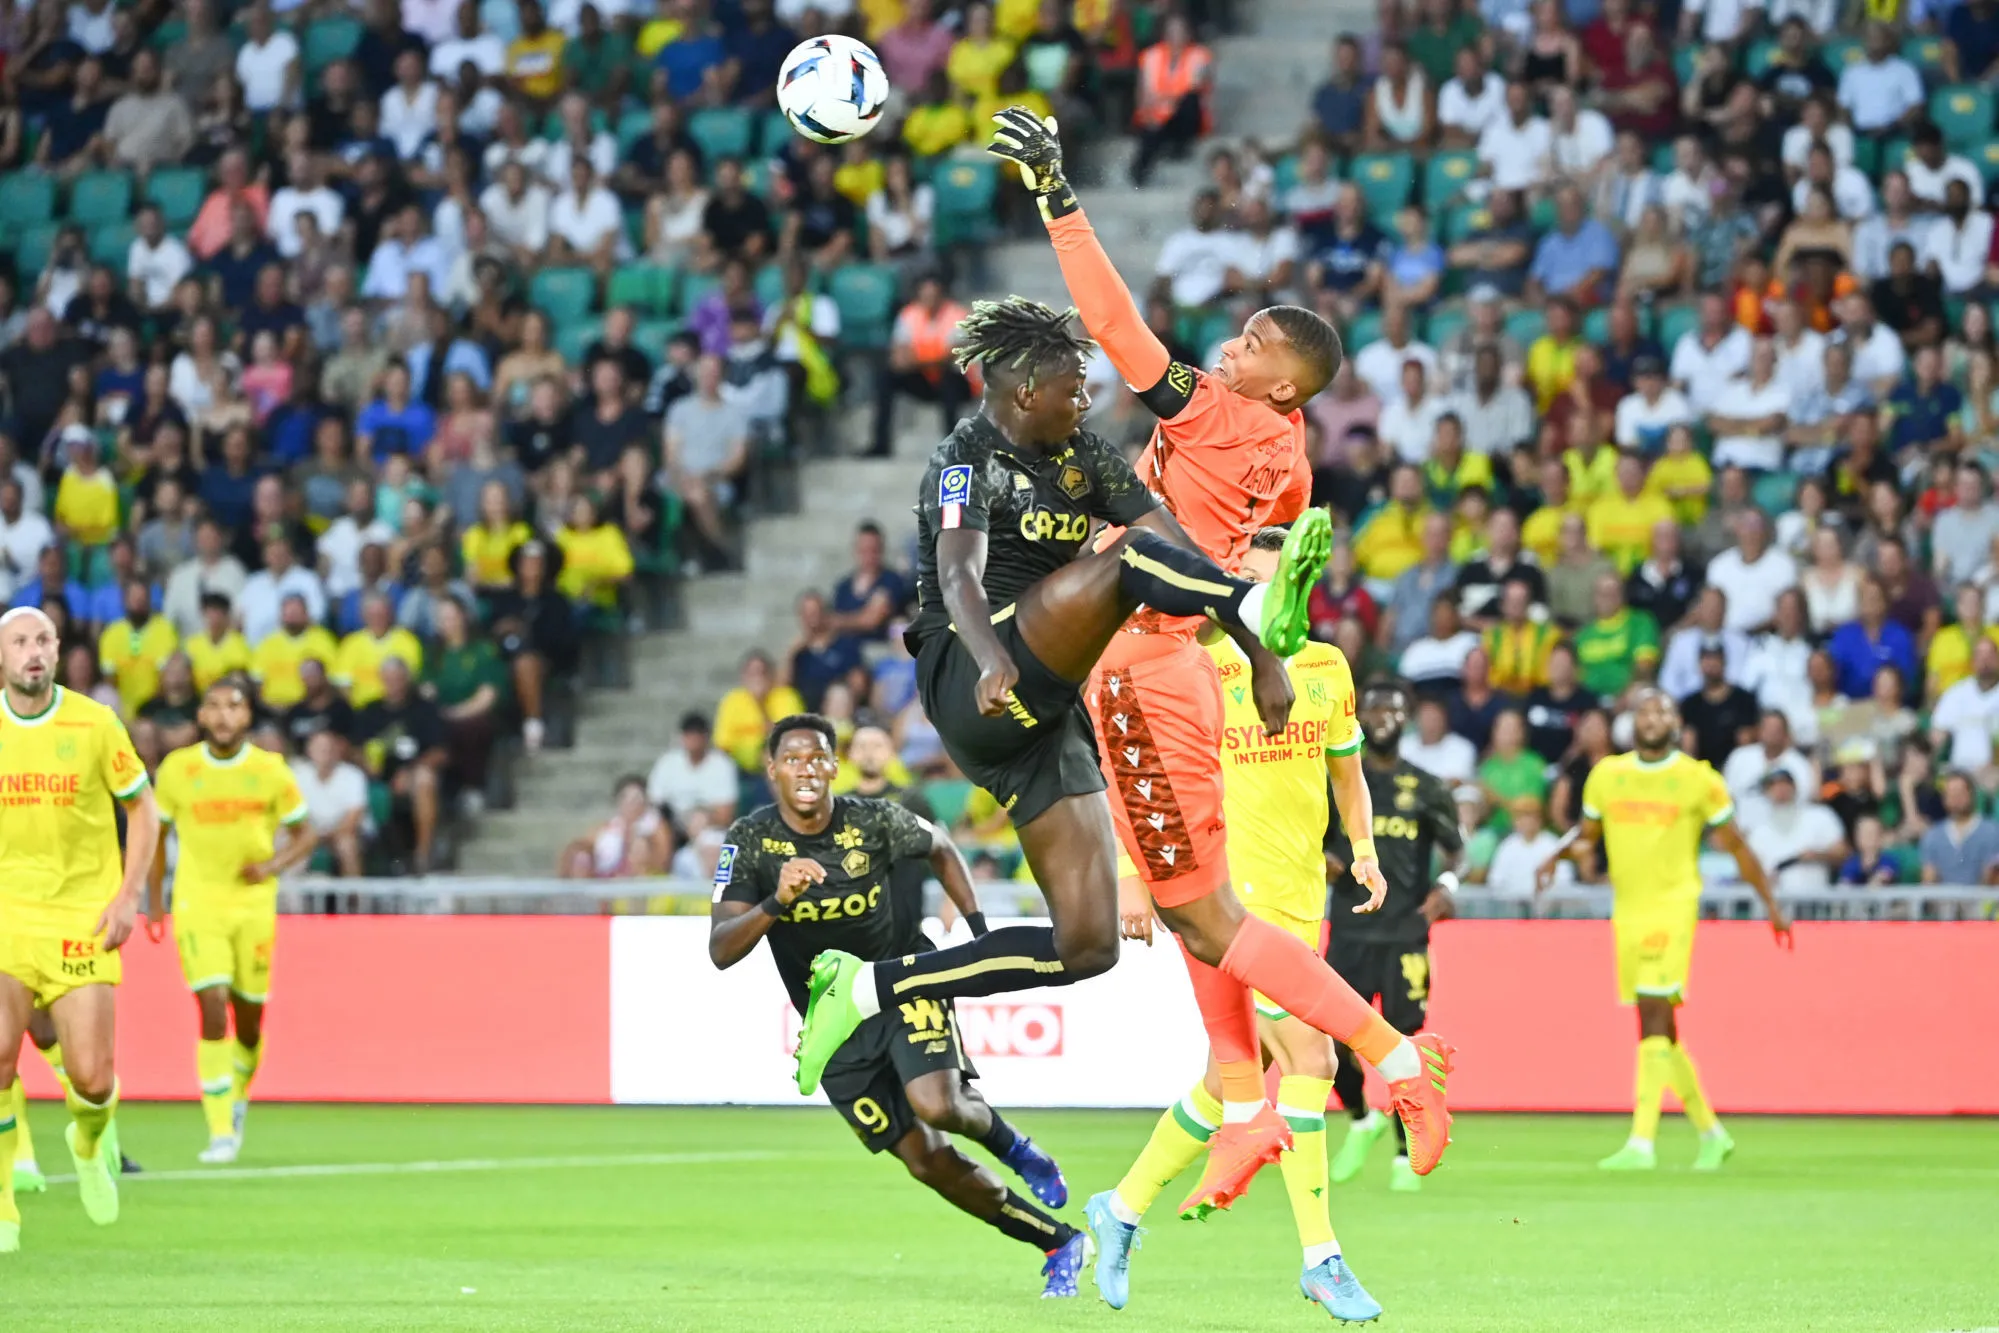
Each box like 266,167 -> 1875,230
1925,583 -> 1999,701
1525,298 -> 1584,412
947,2 -> 1016,103
1482,578 -> 1560,693
1352,463 -> 1433,583
97,578 -> 178,716
183,591 -> 252,690
249,594 -> 339,709
462,481 -> 534,592
973,65 -> 1053,131
1643,423 -> 1715,526
555,494 -> 635,609
54,429 -> 120,581
507,0 -> 568,103
903,70 -> 972,157
714,649 -> 807,772
334,591 -> 427,708
1522,457 -> 1580,566
1586,454 -> 1677,574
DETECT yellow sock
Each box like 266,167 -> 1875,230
66,1081 -> 118,1160
233,1038 -> 263,1105
40,1042 -> 72,1098
198,1039 -> 235,1140
0,1099 -> 17,1225
1276,1074 -> 1338,1261
1631,1036 -> 1673,1146
9,1078 -> 34,1168
1113,1083 -> 1221,1220
1667,1041 -> 1719,1134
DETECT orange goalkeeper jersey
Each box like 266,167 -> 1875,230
1045,211 -> 1311,641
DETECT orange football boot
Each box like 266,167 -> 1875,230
1387,1033 -> 1456,1175
1176,1104 -> 1291,1220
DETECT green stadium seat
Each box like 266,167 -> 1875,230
1656,300 -> 1699,351
606,262 -> 677,316
149,17 -> 186,49
1423,306 -> 1467,348
1821,37 -> 1864,72
1271,153 -> 1300,196
528,266 -> 597,323
303,16 -> 361,75
12,222 -> 58,280
1751,471 -> 1799,517
1347,152 -> 1413,223
827,263 -> 900,349
1852,135 -> 1882,179
1443,201 -> 1489,244
632,318 -> 680,361
676,270 -> 721,316
687,107 -> 756,162
1672,45 -> 1700,85
932,158 -> 1000,247
1972,137 -> 1999,184
1930,86 -> 1996,149
758,108 -> 795,156
553,317 -> 602,367
1902,34 -> 1950,78
0,173 -> 56,231
615,107 -> 654,154
1879,138 -> 1912,177
1423,149 -> 1478,206
67,169 -> 131,227
743,158 -> 778,199
1343,308 -> 1382,350
1650,142 -> 1676,175
753,262 -> 787,308
1192,308 -> 1237,357
1505,309 -> 1546,345
1743,39 -> 1776,79
145,166 -> 207,229
88,219 -> 134,267
1582,306 -> 1613,346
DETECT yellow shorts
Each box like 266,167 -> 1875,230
1246,902 -> 1324,1021
175,907 -> 278,1002
1613,908 -> 1696,1004
0,930 -> 122,1008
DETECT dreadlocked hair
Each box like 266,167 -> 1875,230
952,297 -> 1098,390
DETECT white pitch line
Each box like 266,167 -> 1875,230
40,1149 -> 780,1186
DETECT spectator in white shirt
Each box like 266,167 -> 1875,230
1852,172 -> 1937,282
1399,695 -> 1479,782
1742,588 -> 1819,739
1741,767 -> 1848,892
645,712 -> 741,836
1658,586 -> 1754,699
380,49 -> 440,161
1922,182 -> 1996,296
1836,22 -> 1926,136
1789,142 -> 1876,221
234,2 -> 301,113
268,153 -> 346,260
292,730 -> 371,877
1378,358 -> 1449,463
1437,45 -> 1507,147
0,477 -> 54,602
1230,196 -> 1301,302
1154,190 -> 1243,310
1768,295 -> 1827,400
1904,122 -> 1986,210
1401,600 -> 1481,689
318,479 -> 394,599
1660,134 -> 1721,232
1547,86 -> 1615,183
1779,95 -> 1855,181
1476,80 -> 1552,194
1930,638 -> 1999,774
1707,510 -> 1799,633
429,2 -> 508,78
1707,339 -> 1792,472
362,204 -> 452,303
1613,357 -> 1694,453
547,158 -> 627,275
127,203 -> 191,312
239,544 -> 329,647
1932,465 -> 1999,587
1669,292 -> 1753,415
539,92 -> 621,188
1722,710 -> 1820,801
1487,797 -> 1568,896
1595,131 -> 1664,234
478,160 -> 552,263
1352,303 -> 1438,406
1679,0 -> 1762,44
1830,290 -> 1907,395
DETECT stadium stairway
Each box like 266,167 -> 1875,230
984,0 -> 1355,313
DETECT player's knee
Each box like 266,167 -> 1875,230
1056,931 -> 1118,980
900,1143 -> 953,1189
196,991 -> 229,1040
65,1055 -> 112,1102
906,1084 -> 973,1134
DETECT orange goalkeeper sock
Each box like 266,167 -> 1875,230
1219,916 -> 1409,1069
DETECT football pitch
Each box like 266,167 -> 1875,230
1,1105 -> 1994,1332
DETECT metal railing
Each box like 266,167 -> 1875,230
272,877 -> 1999,921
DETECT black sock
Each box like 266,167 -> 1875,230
871,927 -> 1070,1012
1333,1045 -> 1369,1118
992,1190 -> 1079,1252
1116,529 -> 1253,628
1392,1114 -> 1408,1155
978,1111 -> 1020,1159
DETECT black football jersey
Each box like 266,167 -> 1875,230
716,796 -> 936,1010
1327,759 -> 1463,945
908,414 -> 1157,644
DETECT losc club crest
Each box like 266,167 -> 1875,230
842,849 -> 870,877
1058,464 -> 1090,500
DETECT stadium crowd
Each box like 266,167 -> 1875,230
0,0 -> 1195,874
650,0 -> 1999,898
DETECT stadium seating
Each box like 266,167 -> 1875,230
529,267 -> 598,324
827,264 -> 899,350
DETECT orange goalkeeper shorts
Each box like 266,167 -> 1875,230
1086,632 -> 1230,909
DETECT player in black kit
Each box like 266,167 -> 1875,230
708,715 -> 1090,1296
1323,681 -> 1463,1193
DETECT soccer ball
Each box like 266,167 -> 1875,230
776,35 -> 888,145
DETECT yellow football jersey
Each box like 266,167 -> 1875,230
184,629 -> 252,691
1581,751 -> 1733,909
98,615 -> 180,716
154,743 -> 308,913
0,686 -> 149,934
333,627 -> 425,708
1210,638 -> 1361,918
249,626 -> 338,708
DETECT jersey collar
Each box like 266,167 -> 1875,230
201,743 -> 249,767
1,684 -> 63,726
1630,750 -> 1682,771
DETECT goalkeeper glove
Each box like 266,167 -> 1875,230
986,105 -> 1078,221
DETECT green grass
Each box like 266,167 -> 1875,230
2,1106 -> 1995,1331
